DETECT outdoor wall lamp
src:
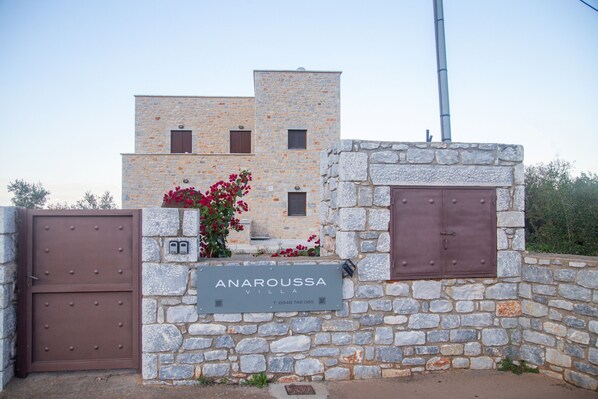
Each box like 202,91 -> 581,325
178,124 -> 184,129
238,125 -> 244,129
342,259 -> 357,278
294,185 -> 301,190
183,178 -> 189,184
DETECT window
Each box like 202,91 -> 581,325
288,192 -> 307,216
288,129 -> 307,149
230,131 -> 251,153
390,187 -> 496,280
171,130 -> 192,153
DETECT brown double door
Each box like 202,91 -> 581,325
17,210 -> 140,375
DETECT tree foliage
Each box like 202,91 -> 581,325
525,160 -> 598,256
47,191 -> 117,210
7,179 -> 50,209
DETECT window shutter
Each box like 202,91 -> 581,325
171,131 -> 192,153
230,131 -> 251,153
288,193 -> 307,216
288,130 -> 307,149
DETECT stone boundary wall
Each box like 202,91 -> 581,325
520,253 -> 598,390
0,208 -> 18,390
142,208 -> 524,385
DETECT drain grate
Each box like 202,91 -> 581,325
285,384 -> 316,395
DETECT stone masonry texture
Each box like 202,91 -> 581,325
0,207 -> 18,391
123,70 -> 341,240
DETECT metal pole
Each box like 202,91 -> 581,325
434,0 -> 452,142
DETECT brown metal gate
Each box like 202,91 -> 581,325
391,187 -> 496,280
16,210 -> 140,376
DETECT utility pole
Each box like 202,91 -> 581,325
433,0 -> 452,142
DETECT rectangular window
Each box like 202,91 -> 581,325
288,129 -> 307,149
288,192 -> 307,216
230,131 -> 251,153
390,187 -> 496,280
171,130 -> 192,153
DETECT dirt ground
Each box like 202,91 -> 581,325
1,369 -> 596,399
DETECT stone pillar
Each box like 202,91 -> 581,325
0,207 -> 18,390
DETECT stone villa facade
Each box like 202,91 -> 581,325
122,70 -> 341,240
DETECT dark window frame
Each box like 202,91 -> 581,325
390,186 -> 497,280
288,192 -> 307,216
288,129 -> 307,150
170,130 -> 192,153
230,130 -> 252,154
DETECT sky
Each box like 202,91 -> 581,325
1,0 -> 597,207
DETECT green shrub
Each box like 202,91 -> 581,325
243,372 -> 269,388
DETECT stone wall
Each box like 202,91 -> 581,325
0,208 -> 17,390
123,70 -> 341,240
141,208 -> 524,385
520,253 -> 598,390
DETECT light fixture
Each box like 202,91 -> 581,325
294,186 -> 301,191
178,124 -> 184,129
238,125 -> 244,129
183,178 -> 189,184
342,259 -> 357,278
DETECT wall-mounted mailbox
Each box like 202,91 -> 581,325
179,241 -> 189,255
169,241 -> 179,254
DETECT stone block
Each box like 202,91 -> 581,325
360,314 -> 383,326
367,209 -> 390,231
567,330 -> 590,345
205,350 -> 228,361
406,148 -> 435,163
142,264 -> 188,296
335,232 -> 358,259
355,284 -> 384,298
202,363 -> 230,378
546,349 -> 571,367
142,208 -> 179,237
435,149 -> 458,165
373,187 -> 390,206
376,232 -> 390,252
412,280 -> 441,299
270,335 -> 310,353
370,164 -> 513,186
521,300 -> 548,317
563,316 -> 585,329
497,212 -> 525,228
441,315 -> 461,329
166,305 -> 198,323
523,330 -> 555,347
178,353 -> 204,364
384,315 -> 408,325
354,331 -> 373,345
227,325 -> 257,335
555,269 -> 576,282
393,298 -> 420,314
142,353 -> 157,379
358,187 -> 373,207
395,331 -> 425,346
188,324 -> 226,335
182,210 -> 199,236
375,347 -> 403,363
426,356 -> 451,370
371,151 -> 399,164
498,145 -> 524,161
482,328 -> 509,346
496,301 -> 521,317
342,279 -> 354,300
456,301 -> 475,313
337,182 -> 357,207
325,367 -> 350,380
385,282 -> 409,296
461,313 -> 493,327
464,342 -> 482,356
449,329 -> 478,343
331,332 -> 352,345
427,330 -> 449,343
350,301 -> 369,314
573,303 -> 598,317
374,327 -> 394,345
0,208 -> 17,234
542,322 -> 566,337
357,254 -> 390,281
339,152 -> 368,181
408,314 -> 440,329
268,356 -> 294,373
236,338 -> 269,354
577,270 -> 598,289
258,323 -> 289,337
214,335 -> 233,349
549,299 -> 573,311
589,348 -> 598,365
440,344 -> 463,356
369,299 -> 392,311
142,237 -> 160,262
295,359 -> 323,376
559,284 -> 591,302
564,370 -> 598,390
240,354 -> 266,373
354,365 -> 381,379
159,365 -> 194,380
213,313 -> 242,322
497,251 -> 521,277
182,337 -> 212,350
290,317 -> 322,333
0,236 -> 15,264
520,344 -> 545,366
311,347 -> 340,357
338,208 -> 366,231
485,283 -> 518,300
243,313 -> 273,322
446,284 -> 485,300
142,325 -> 182,352
470,357 -> 494,370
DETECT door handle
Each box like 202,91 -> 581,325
440,231 -> 455,236
444,239 -> 448,250
28,274 -> 39,280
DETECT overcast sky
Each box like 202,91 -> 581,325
1,0 -> 597,207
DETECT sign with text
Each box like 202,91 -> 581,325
196,264 -> 343,314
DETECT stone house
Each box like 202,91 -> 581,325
122,69 -> 341,241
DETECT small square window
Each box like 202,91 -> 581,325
171,130 -> 192,153
288,192 -> 306,216
288,129 -> 307,149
